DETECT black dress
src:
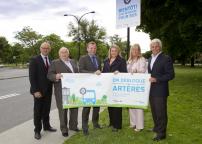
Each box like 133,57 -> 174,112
102,55 -> 127,129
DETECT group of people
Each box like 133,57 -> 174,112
29,38 -> 174,142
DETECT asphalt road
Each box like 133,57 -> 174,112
0,76 -> 56,133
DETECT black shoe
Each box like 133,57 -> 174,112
34,132 -> 41,140
94,125 -> 102,129
70,128 -> 80,132
153,135 -> 166,141
112,127 -> 118,132
83,129 -> 89,136
44,127 -> 57,132
62,132 -> 69,137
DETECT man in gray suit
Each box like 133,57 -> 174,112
148,39 -> 175,141
79,41 -> 102,135
47,47 -> 79,137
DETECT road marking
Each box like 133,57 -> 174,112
0,93 -> 20,100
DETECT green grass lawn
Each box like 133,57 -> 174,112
64,67 -> 202,144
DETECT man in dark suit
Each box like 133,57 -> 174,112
79,41 -> 102,135
29,42 -> 56,140
148,38 -> 175,141
47,47 -> 79,137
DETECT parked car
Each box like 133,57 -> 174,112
0,64 -> 4,68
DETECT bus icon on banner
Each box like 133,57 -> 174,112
80,88 -> 96,104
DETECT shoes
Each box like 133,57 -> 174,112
112,127 -> 118,132
134,128 -> 142,132
34,132 -> 41,140
44,127 -> 57,132
62,132 -> 69,137
70,128 -> 80,132
153,135 -> 166,141
94,125 -> 102,129
83,129 -> 89,136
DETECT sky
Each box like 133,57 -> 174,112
0,0 -> 151,52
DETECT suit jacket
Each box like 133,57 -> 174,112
29,55 -> 52,96
79,55 -> 101,73
47,59 -> 78,99
102,55 -> 127,73
148,53 -> 175,97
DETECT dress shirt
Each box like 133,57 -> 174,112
62,59 -> 74,73
150,52 -> 162,70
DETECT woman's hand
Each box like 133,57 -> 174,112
114,70 -> 119,75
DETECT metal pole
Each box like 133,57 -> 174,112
127,27 -> 130,60
64,11 -> 95,60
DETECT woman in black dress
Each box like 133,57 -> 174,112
102,45 -> 127,132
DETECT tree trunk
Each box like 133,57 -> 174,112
190,56 -> 195,67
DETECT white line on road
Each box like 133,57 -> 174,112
0,93 -> 20,100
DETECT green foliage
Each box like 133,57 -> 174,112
96,42 -> 109,62
68,19 -> 107,58
14,26 -> 42,47
142,50 -> 152,59
10,43 -> 24,64
109,34 -> 127,59
14,26 -> 42,55
64,67 -> 202,144
138,0 -> 202,66
65,42 -> 78,60
0,36 -> 11,63
40,34 -> 66,59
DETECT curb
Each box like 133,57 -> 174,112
0,75 -> 28,80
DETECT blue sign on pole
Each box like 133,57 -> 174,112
116,0 -> 141,28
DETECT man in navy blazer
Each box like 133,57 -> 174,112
148,39 -> 175,141
29,42 -> 56,140
79,41 -> 102,136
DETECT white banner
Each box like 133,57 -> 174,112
116,0 -> 141,28
61,73 -> 150,109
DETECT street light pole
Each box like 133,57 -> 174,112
64,11 -> 95,60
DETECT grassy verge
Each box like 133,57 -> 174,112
64,67 -> 202,144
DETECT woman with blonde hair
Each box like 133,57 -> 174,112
102,45 -> 127,132
127,43 -> 147,132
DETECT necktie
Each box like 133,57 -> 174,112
92,56 -> 98,69
45,57 -> 49,70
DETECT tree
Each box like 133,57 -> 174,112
65,42 -> 78,59
109,34 -> 127,58
137,0 -> 202,66
15,26 -> 42,55
0,36 -> 11,63
68,19 -> 107,56
142,50 -> 152,59
40,34 -> 65,59
10,43 -> 24,65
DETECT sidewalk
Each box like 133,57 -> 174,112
0,108 -> 76,144
0,108 -> 105,144
0,68 -> 105,144
0,68 -> 28,80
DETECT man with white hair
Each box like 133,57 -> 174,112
47,47 -> 79,137
148,38 -> 175,141
29,42 -> 57,140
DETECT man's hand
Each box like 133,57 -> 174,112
34,92 -> 42,98
95,70 -> 101,75
149,77 -> 157,83
56,73 -> 63,81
